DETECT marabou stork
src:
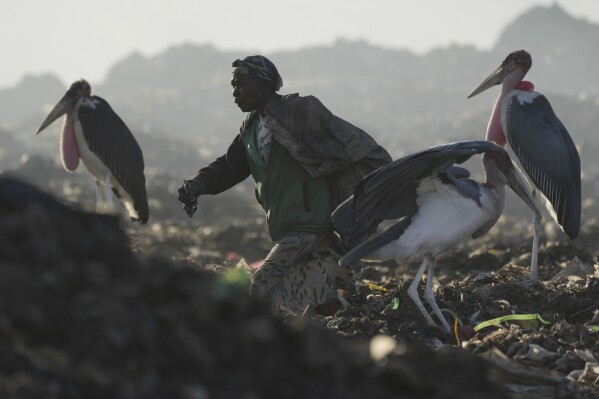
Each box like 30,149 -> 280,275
37,79 -> 149,223
468,50 -> 581,283
332,141 -> 536,332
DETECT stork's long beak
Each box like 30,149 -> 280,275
36,94 -> 74,134
505,166 -> 539,214
467,63 -> 508,98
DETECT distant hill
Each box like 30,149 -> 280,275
1,4 -> 598,161
0,74 -> 64,128
1,4 -> 599,229
494,4 -> 599,93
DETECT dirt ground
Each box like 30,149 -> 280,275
1,175 -> 598,398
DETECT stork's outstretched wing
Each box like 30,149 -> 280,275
332,140 -> 507,251
350,140 -> 502,227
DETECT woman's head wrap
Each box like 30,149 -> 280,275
232,55 -> 283,91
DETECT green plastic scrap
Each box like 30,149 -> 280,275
473,313 -> 551,331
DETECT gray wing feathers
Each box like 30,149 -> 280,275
331,195 -> 379,251
333,140 -> 502,263
78,97 -> 149,223
352,140 -> 500,227
505,93 -> 580,238
339,217 -> 413,266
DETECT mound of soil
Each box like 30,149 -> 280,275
1,176 -> 597,398
0,177 -> 509,399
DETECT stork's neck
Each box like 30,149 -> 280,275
482,156 -> 507,216
485,90 -> 508,146
485,80 -> 534,146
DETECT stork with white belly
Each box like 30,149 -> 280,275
37,79 -> 149,223
333,140 -> 537,331
468,50 -> 581,283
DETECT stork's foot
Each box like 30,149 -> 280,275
406,282 -> 449,332
517,277 -> 542,289
496,263 -> 541,286
423,265 -> 451,333
403,258 -> 452,333
423,290 -> 451,333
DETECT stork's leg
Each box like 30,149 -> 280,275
407,257 -> 437,327
95,180 -> 104,211
423,260 -> 451,332
103,174 -> 114,210
529,212 -> 541,284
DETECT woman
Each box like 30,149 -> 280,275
178,55 -> 391,316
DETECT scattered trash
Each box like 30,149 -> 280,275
474,313 -> 551,331
367,282 -> 388,292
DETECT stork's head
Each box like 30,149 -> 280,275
468,50 -> 532,98
66,79 -> 91,98
37,79 -> 91,134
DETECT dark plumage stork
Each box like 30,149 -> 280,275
332,141 -> 536,332
37,79 -> 149,223
468,50 -> 581,283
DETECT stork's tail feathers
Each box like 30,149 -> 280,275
339,217 -> 412,267
331,196 -> 376,252
134,196 -> 149,224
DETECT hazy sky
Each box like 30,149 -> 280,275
2,0 -> 598,88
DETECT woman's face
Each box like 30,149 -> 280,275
231,73 -> 269,113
